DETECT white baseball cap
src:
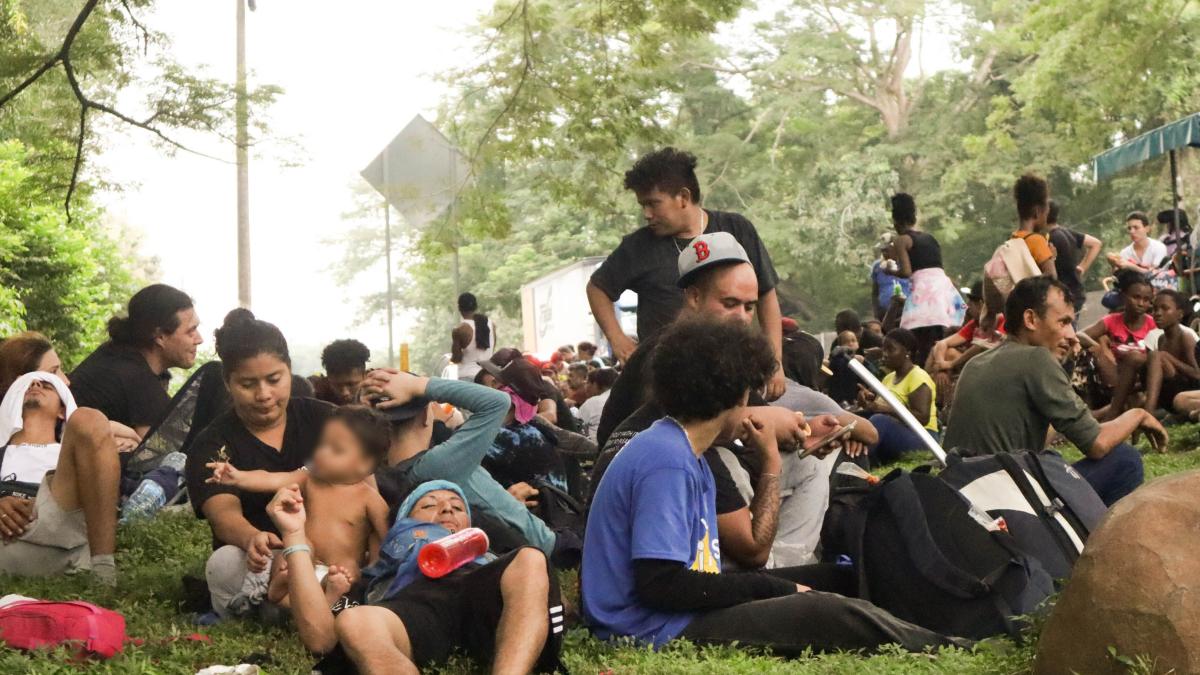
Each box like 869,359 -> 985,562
676,231 -> 751,288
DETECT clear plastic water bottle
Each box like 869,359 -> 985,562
120,452 -> 187,523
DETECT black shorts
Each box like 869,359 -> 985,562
379,547 -> 564,671
312,548 -> 564,674
1161,377 -> 1198,411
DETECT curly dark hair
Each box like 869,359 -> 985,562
1115,268 -> 1152,295
624,147 -> 702,204
327,405 -> 390,466
1013,173 -> 1049,220
321,339 -> 371,376
891,193 -> 916,227
651,318 -> 776,422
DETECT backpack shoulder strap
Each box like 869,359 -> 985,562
993,453 -> 1084,560
532,481 -> 585,514
878,474 -> 991,600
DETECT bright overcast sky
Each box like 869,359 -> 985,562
93,1 -> 493,371
90,1 -> 963,372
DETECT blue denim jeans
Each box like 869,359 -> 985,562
1071,442 -> 1144,506
868,414 -> 939,465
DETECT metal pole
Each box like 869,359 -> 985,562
235,0 -> 251,308
1169,150 -> 1191,293
850,358 -> 947,466
450,145 -> 460,296
384,202 -> 396,368
453,247 -> 461,297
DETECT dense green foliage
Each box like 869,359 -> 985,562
0,0 -> 281,364
0,140 -> 141,365
333,0 -> 1200,368
2,444 -> 1198,672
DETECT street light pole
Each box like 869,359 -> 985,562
384,201 -> 396,368
235,0 -> 252,308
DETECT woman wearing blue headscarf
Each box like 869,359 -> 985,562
268,480 -> 564,674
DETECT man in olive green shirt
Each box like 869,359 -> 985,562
945,277 -> 1164,505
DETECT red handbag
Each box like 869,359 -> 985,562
0,599 -> 126,659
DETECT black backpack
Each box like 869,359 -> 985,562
819,454 -> 875,564
531,481 -> 586,535
937,450 -> 1107,580
831,359 -> 1106,638
851,470 -> 1056,640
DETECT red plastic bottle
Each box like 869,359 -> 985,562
417,528 -> 490,578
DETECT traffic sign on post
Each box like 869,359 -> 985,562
361,115 -> 468,367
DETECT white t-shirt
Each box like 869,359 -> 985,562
578,389 -> 611,442
0,443 -> 61,485
1143,326 -> 1199,352
1120,238 -> 1169,269
456,317 -> 496,379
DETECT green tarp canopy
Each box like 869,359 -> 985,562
1092,113 -> 1200,182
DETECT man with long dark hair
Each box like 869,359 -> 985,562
70,284 -> 202,438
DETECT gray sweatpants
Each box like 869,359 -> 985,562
205,544 -> 285,622
770,451 -> 838,568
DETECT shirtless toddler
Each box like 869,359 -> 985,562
207,405 -> 390,606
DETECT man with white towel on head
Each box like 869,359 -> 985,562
0,372 -> 123,585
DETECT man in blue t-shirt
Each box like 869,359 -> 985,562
582,318 -> 964,655
584,416 -> 723,646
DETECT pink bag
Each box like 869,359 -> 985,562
0,599 -> 126,659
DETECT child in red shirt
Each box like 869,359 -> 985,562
1083,270 -> 1156,420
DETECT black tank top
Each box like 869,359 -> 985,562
907,230 -> 942,271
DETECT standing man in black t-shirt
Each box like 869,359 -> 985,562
70,284 -> 202,438
1047,200 -> 1102,311
586,147 -> 786,399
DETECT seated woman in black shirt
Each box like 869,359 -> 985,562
184,310 -> 332,619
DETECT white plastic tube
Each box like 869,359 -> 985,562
849,358 -> 948,467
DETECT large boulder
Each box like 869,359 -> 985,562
1035,470 -> 1200,675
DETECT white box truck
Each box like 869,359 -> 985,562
519,257 -> 637,357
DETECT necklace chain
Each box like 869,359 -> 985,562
673,210 -> 709,253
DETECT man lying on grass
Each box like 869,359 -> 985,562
0,372 -> 121,585
268,480 -> 563,674
582,317 -> 965,654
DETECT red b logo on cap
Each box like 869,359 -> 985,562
693,241 -> 710,262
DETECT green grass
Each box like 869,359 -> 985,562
3,432 -> 1199,673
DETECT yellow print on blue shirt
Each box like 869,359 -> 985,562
690,518 -> 721,574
